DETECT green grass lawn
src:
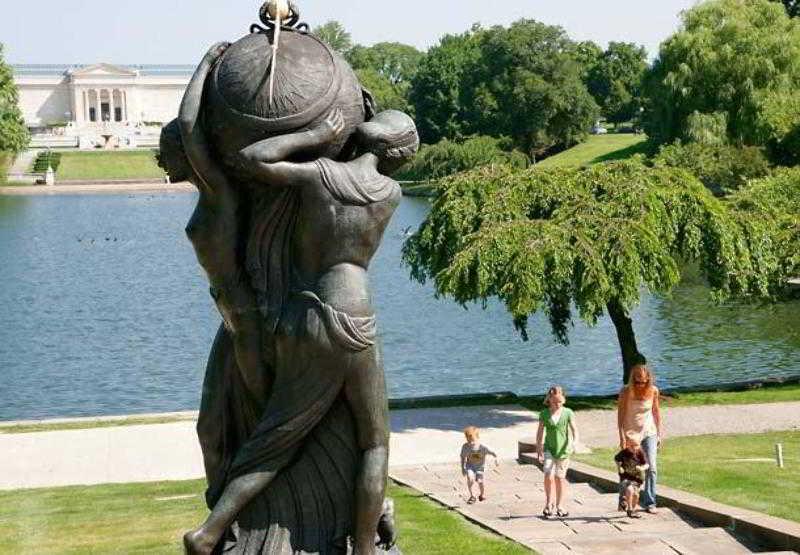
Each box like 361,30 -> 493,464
536,134 -> 649,168
0,481 -> 530,554
0,414 -> 197,434
576,431 -> 800,522
53,150 -> 165,181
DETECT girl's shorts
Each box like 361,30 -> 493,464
543,452 -> 570,478
465,464 -> 485,481
620,479 -> 642,492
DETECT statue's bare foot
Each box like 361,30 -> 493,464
353,541 -> 377,555
183,528 -> 216,555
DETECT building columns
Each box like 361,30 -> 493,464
94,88 -> 101,122
71,87 -> 80,124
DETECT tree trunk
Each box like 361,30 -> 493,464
606,299 -> 646,384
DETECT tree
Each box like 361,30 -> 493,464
313,20 -> 353,54
644,0 -> 800,155
587,42 -> 648,126
570,40 -> 603,82
409,28 -> 484,144
410,20 -> 599,157
403,159 -> 789,383
347,42 -> 423,116
354,67 -> 413,114
462,20 -> 599,157
0,44 -> 29,155
347,42 -> 423,85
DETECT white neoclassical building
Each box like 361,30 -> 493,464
13,63 -> 193,148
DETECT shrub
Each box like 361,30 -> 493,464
395,135 -> 530,181
652,142 -> 772,195
756,88 -> 800,166
0,151 -> 10,180
728,167 -> 800,282
31,151 -> 62,173
730,167 -> 800,215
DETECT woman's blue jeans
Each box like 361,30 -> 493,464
639,434 -> 658,508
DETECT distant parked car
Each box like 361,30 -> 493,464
591,122 -> 608,135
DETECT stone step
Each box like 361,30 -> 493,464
550,534 -> 677,555
660,526 -> 755,554
559,527 -> 753,555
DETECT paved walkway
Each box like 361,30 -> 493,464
391,461 -> 788,554
2,402 -> 800,490
6,149 -> 36,176
568,401 -> 800,448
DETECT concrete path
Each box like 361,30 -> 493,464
573,401 -> 800,448
2,402 -> 800,490
390,461 -> 789,554
6,149 -> 36,176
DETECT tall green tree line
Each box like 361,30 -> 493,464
644,0 -> 800,165
315,20 -> 647,160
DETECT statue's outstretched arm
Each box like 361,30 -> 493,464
239,107 -> 344,164
178,42 -> 231,196
243,160 -> 319,187
235,108 -> 344,187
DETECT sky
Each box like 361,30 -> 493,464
2,0 -> 699,65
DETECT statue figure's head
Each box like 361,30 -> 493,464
356,110 -> 419,175
157,119 -> 192,183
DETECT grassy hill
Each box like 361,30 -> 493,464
52,150 -> 166,181
536,134 -> 649,168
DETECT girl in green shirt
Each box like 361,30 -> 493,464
536,385 -> 579,518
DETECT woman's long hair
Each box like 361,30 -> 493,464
626,364 -> 656,400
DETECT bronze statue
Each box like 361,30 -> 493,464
158,3 -> 418,553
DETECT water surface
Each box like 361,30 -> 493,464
1,193 -> 798,420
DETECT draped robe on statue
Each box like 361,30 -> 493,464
197,157 -> 396,554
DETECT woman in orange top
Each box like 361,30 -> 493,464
617,364 -> 663,513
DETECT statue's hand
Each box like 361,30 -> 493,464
311,107 -> 345,146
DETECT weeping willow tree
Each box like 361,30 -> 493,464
403,158 -> 792,383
